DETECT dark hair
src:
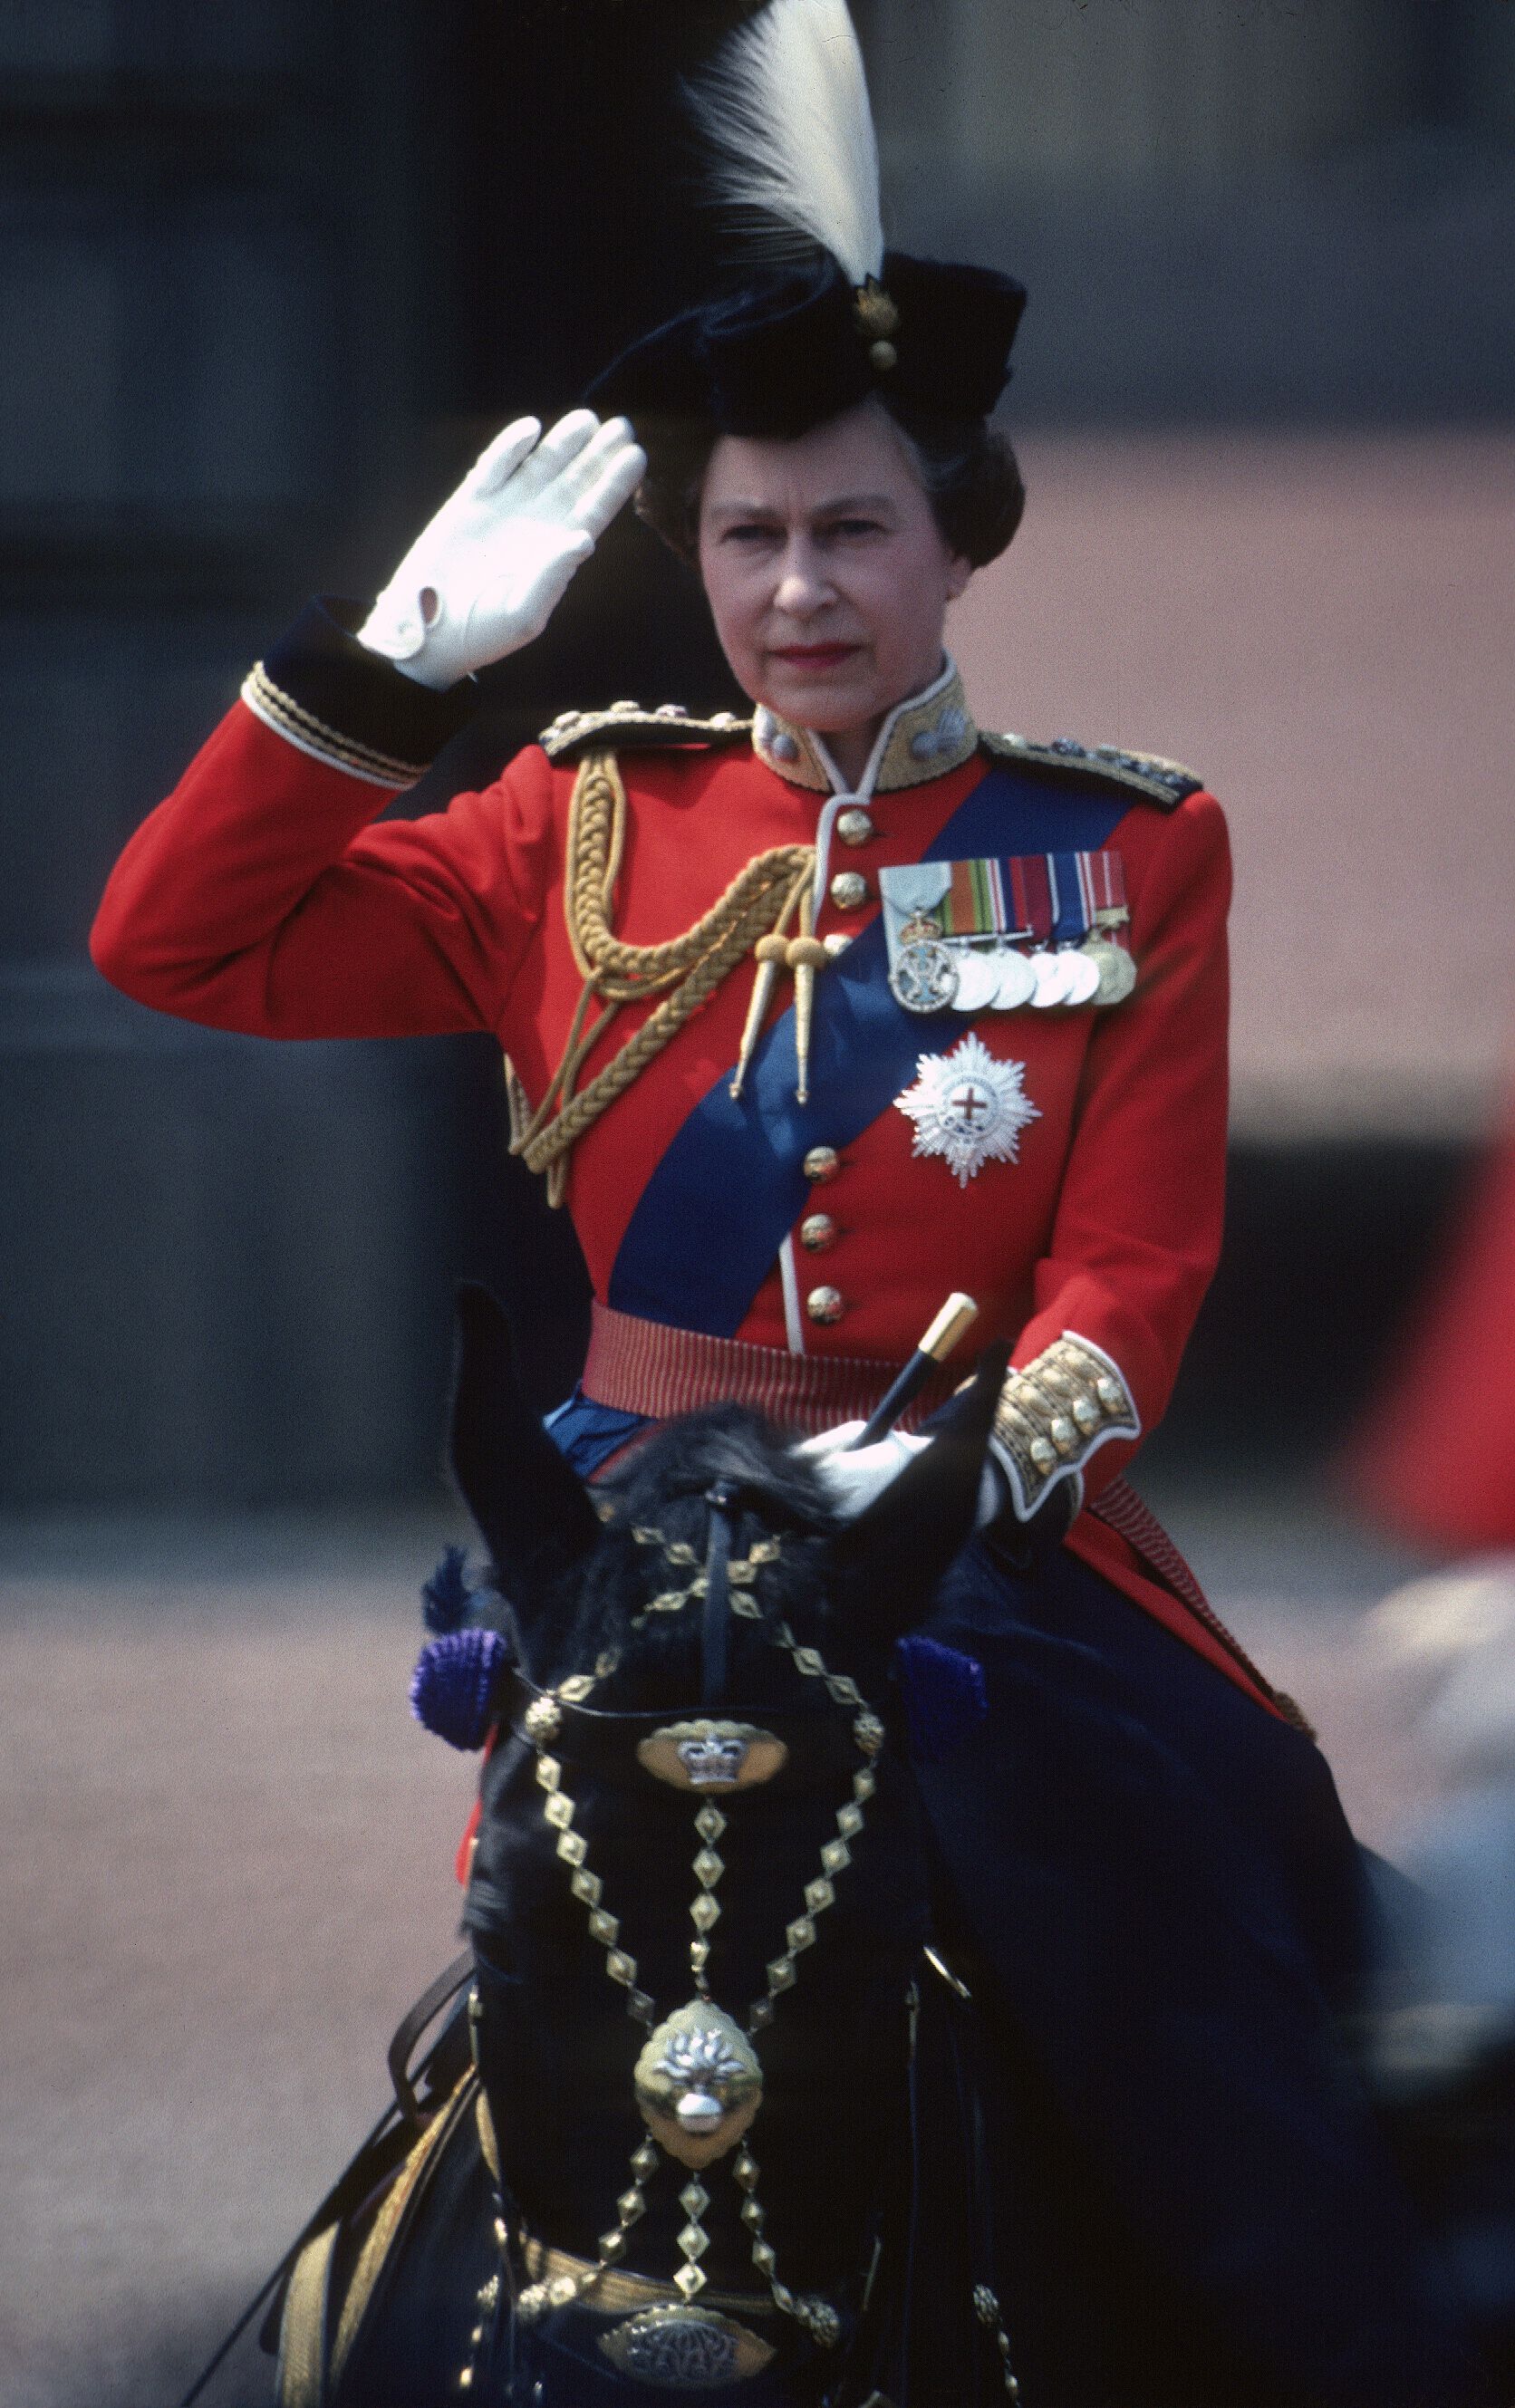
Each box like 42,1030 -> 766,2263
633,393 -> 1026,573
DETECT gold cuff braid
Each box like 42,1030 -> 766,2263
991,1334 -> 1139,1516
239,663 -> 429,788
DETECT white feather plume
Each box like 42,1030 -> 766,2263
683,0 -> 884,288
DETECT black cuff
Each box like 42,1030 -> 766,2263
253,599 -> 478,782
982,1474 -> 1079,1573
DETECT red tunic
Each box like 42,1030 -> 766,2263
92,624 -> 1263,1705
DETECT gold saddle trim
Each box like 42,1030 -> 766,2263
519,2235 -> 778,2322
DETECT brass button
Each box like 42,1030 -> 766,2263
799,1212 -> 836,1252
802,1146 -> 840,1182
835,807 -> 875,847
829,870 -> 870,910
823,931 -> 853,958
806,1284 -> 844,1324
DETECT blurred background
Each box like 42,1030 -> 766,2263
4,4 -> 1515,2403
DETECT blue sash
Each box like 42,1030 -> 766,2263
607,760 -> 1129,1334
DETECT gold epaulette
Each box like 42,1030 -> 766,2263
981,729 -> 1204,810
539,700 -> 753,762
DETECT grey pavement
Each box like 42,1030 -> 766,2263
0,1488 -> 1452,2408
2,1515 -> 468,2408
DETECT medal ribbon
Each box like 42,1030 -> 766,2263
939,851 -> 1124,946
1076,847 -> 1128,929
608,766 -> 1132,1335
1045,851 -> 1124,945
1006,854 -> 1051,945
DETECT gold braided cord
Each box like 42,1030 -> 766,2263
512,750 -> 815,1204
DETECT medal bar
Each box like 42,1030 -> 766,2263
882,850 -> 1135,1018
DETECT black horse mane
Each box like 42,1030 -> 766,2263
599,1401 -> 838,1528
516,1405 -> 858,1708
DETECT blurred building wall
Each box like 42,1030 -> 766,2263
0,0 -> 751,1508
0,0 -> 481,1505
4,0 -> 1512,1505
863,0 -> 1515,425
868,0 -> 1515,181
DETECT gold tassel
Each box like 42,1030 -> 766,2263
729,933 -> 792,1101
786,933 -> 828,1106
502,1054 -> 534,1151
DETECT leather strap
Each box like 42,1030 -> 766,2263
386,1947 -> 473,2129
701,1481 -> 737,1708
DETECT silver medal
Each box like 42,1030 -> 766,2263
1029,950 -> 1074,1007
989,948 -> 1037,1009
1057,949 -> 1102,1007
950,948 -> 1001,1013
890,938 -> 959,1015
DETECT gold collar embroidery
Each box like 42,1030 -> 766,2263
751,661 -> 979,795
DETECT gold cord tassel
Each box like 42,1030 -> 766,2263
729,933 -> 791,1101
786,907 -> 828,1107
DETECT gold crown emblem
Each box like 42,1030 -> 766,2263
636,1719 -> 788,1793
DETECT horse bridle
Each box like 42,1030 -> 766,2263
700,1479 -> 738,1710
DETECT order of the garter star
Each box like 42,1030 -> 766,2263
893,1032 -> 1041,1188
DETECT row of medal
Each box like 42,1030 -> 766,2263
890,922 -> 1136,1016
880,852 -> 1137,1019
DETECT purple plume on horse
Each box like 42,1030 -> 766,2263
410,1626 -> 510,1751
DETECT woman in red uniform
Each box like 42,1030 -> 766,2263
92,5 -> 1482,2400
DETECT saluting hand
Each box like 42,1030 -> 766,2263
357,409 -> 647,690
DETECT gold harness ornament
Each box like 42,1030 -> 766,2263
499,1522 -> 885,2354
508,750 -> 816,1204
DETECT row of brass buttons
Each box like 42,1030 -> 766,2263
830,809 -> 873,929
803,809 -> 883,1318
801,1147 -> 844,1320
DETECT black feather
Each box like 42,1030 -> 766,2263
420,1542 -> 472,1633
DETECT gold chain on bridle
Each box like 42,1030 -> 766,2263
508,750 -> 817,1205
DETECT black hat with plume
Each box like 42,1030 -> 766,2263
588,0 -> 1027,439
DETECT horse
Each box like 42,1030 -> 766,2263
255,1285 -> 1501,2408
273,1285 -> 1014,2408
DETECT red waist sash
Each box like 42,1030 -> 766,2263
582,1299 -> 960,1434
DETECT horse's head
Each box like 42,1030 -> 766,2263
446,1283 -> 1005,1710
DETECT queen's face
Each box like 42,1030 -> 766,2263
696,400 -> 973,784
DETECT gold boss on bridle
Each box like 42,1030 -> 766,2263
508,751 -> 821,1205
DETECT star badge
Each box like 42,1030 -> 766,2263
893,1032 -> 1041,1187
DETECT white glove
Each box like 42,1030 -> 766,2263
797,1422 -> 1003,1528
357,409 -> 647,690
